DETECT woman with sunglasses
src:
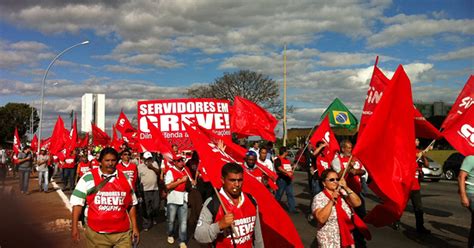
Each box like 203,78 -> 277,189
312,168 -> 370,248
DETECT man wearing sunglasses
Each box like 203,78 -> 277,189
117,149 -> 138,191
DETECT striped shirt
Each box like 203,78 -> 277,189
70,169 -> 138,209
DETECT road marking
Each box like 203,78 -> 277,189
51,180 -> 72,212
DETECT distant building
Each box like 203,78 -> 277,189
414,101 -> 452,118
81,93 -> 105,132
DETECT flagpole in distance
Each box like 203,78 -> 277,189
283,44 -> 288,147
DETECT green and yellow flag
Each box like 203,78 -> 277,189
321,98 -> 358,130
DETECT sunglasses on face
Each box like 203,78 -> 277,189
122,153 -> 130,156
326,178 -> 340,182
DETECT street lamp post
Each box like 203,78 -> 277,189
37,41 -> 90,153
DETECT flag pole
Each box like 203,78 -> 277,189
283,44 -> 288,147
291,123 -> 318,173
340,155 -> 353,179
212,187 -> 240,245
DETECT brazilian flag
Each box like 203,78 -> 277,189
320,98 -> 358,130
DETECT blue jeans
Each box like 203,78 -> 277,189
468,193 -> 474,248
275,178 -> 296,212
38,169 -> 49,191
167,203 -> 187,243
18,169 -> 30,192
62,168 -> 75,190
311,178 -> 322,198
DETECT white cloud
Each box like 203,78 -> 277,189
104,64 -> 149,74
429,46 -> 474,61
0,39 -> 53,68
368,18 -> 474,48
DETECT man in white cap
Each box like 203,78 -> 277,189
138,152 -> 161,231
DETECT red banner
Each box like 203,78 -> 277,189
442,75 -> 474,130
443,106 -> 474,156
309,115 -> 340,161
138,98 -> 231,150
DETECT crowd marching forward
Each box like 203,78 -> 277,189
0,138 -> 473,248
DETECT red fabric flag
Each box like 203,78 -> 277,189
196,124 -> 277,182
359,61 -> 442,139
184,123 -> 303,247
40,137 -> 51,150
66,117 -> 78,155
353,65 -> 417,227
91,123 -> 110,146
309,115 -> 340,161
413,107 -> 442,139
230,96 -> 278,142
115,111 -> 136,138
13,127 -> 21,155
31,134 -> 38,153
359,64 -> 390,137
77,133 -> 89,148
442,106 -> 474,156
110,125 -> 123,151
143,117 -> 175,162
442,75 -> 474,130
49,116 -> 70,155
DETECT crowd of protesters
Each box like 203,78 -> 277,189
1,137 -> 473,248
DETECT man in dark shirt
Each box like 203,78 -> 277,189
17,146 -> 33,194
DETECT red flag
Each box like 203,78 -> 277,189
359,63 -> 390,136
110,125 -> 123,150
442,106 -> 474,156
360,60 -> 443,139
144,117 -> 175,162
353,65 -> 417,227
66,117 -> 78,155
40,137 -> 51,150
13,127 -> 21,155
115,111 -> 136,138
91,123 -> 110,146
309,115 -> 340,161
413,107 -> 442,139
196,124 -> 277,182
49,116 -> 70,155
442,75 -> 474,130
31,134 -> 38,153
77,133 -> 89,148
184,123 -> 303,247
231,96 -> 278,142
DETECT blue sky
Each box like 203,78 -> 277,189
0,0 -> 473,138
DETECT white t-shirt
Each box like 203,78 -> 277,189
258,158 -> 274,172
138,162 -> 159,191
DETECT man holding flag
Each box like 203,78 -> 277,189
194,162 -> 264,248
165,154 -> 193,248
458,155 -> 474,248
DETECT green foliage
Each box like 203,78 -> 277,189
0,103 -> 39,144
186,70 -> 290,119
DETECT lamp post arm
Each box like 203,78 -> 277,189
37,41 -> 89,154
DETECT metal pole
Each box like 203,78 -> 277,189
37,41 -> 90,154
283,44 -> 287,147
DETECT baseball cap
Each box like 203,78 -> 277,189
246,151 -> 257,157
143,152 -> 153,159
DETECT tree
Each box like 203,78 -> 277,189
187,70 -> 289,118
0,103 -> 39,145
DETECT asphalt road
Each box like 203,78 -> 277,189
1,169 -> 470,248
53,171 -> 472,248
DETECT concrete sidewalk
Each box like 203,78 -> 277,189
0,174 -> 86,248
